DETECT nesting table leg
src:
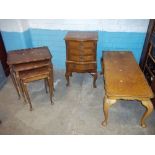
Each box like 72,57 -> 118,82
141,100 -> 153,128
44,79 -> 48,93
47,77 -> 54,105
10,70 -> 21,99
19,80 -> 27,104
22,83 -> 33,111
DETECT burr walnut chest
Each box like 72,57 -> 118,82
64,31 -> 98,88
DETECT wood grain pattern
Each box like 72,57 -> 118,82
104,52 -> 154,99
102,51 -> 154,128
65,31 -> 98,88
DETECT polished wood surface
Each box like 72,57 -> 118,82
102,51 -> 154,128
104,52 -> 154,99
7,47 -> 54,110
13,60 -> 50,72
65,31 -> 98,41
7,46 -> 51,65
65,31 -> 98,87
19,66 -> 54,111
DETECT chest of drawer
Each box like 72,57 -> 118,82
68,48 -> 95,56
67,41 -> 96,49
69,54 -> 95,62
67,63 -> 96,72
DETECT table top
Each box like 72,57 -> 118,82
7,46 -> 52,65
103,51 -> 154,99
64,31 -> 98,41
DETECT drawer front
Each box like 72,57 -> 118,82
69,55 -> 95,62
67,41 -> 95,49
69,48 -> 95,56
68,63 -> 96,72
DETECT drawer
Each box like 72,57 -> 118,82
69,48 -> 95,56
67,41 -> 95,49
69,55 -> 95,62
68,63 -> 96,72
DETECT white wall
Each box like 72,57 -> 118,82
0,19 -> 149,32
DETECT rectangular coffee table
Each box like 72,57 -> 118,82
101,51 -> 154,128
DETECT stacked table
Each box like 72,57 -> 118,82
7,46 -> 54,110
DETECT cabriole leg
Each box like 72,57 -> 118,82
141,100 -> 153,128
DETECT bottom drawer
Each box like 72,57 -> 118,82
67,63 -> 96,72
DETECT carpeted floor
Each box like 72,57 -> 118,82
0,70 -> 155,134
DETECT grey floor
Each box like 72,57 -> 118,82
0,70 -> 155,135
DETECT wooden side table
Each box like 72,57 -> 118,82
64,31 -> 98,88
7,47 -> 54,104
101,51 -> 154,128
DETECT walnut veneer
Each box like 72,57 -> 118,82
64,31 -> 98,88
101,51 -> 154,128
7,47 -> 54,110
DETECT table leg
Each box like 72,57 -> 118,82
22,82 -> 33,111
49,63 -> 55,93
20,80 -> 27,104
47,77 -> 54,105
44,79 -> 48,94
100,56 -> 103,75
101,96 -> 116,127
141,100 -> 153,128
92,72 -> 97,88
65,72 -> 70,87
10,69 -> 20,99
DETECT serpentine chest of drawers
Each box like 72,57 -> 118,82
64,31 -> 98,88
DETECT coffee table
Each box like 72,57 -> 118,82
101,51 -> 154,128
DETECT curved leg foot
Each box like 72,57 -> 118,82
141,100 -> 153,128
101,97 -> 116,127
92,73 -> 97,88
101,96 -> 109,127
65,72 -> 70,87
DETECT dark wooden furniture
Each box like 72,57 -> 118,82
0,61 -> 7,89
140,19 -> 155,108
7,47 -> 54,110
0,32 -> 9,76
19,66 -> 53,111
64,31 -> 98,88
102,51 -> 154,128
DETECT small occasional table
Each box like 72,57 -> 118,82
7,47 -> 54,100
101,51 -> 154,128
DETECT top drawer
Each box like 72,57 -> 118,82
67,41 -> 96,49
